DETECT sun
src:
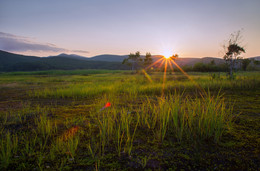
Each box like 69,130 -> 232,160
162,50 -> 173,59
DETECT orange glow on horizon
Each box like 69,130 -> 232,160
161,49 -> 173,59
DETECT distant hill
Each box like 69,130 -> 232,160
152,56 -> 225,67
250,56 -> 260,61
49,54 -> 230,65
0,50 -> 259,72
49,53 -> 128,62
0,50 -> 40,65
0,50 -> 41,71
88,54 -> 128,62
50,53 -> 89,61
0,50 -> 129,71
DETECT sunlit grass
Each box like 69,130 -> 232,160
0,71 -> 259,169
0,91 -> 233,169
27,72 -> 260,99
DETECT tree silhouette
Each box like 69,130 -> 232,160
122,51 -> 143,71
144,52 -> 153,70
170,54 -> 179,60
223,30 -> 245,79
242,58 -> 251,71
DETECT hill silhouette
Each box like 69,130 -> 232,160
0,50 -> 129,71
0,50 -> 259,72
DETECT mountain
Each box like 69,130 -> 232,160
0,50 -> 259,72
0,50 -> 129,71
0,50 -> 40,65
49,54 -> 128,62
0,50 -> 41,71
88,54 -> 128,62
250,56 -> 260,61
49,53 -> 89,61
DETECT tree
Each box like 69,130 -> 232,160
223,30 -> 245,79
210,60 -> 216,66
170,54 -> 179,60
144,52 -> 153,70
122,51 -> 143,71
122,54 -> 134,70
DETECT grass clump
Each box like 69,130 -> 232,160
0,132 -> 18,169
139,92 -> 233,143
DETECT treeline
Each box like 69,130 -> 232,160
158,59 -> 260,72
183,61 -> 229,72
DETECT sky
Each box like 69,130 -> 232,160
0,0 -> 260,58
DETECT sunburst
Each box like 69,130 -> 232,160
144,52 -> 205,96
162,49 -> 173,59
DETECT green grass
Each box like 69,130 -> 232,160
0,70 -> 259,170
0,69 -> 127,76
26,74 -> 259,101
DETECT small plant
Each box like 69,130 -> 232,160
66,136 -> 80,160
0,132 -> 18,169
138,155 -> 151,168
36,112 -> 57,139
210,73 -> 221,80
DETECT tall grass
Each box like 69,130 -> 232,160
0,132 -> 18,169
84,90 -> 233,165
138,92 -> 233,143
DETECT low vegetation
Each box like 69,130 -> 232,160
0,70 -> 259,170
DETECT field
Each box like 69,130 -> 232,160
0,70 -> 259,170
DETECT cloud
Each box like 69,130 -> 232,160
72,50 -> 89,53
0,32 -> 88,54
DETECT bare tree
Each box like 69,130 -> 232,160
223,30 -> 245,79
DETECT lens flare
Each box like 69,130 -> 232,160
141,51 -> 205,97
100,102 -> 111,111
104,102 -> 111,108
60,126 -> 79,141
142,69 -> 153,83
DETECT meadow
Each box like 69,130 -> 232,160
0,70 -> 259,170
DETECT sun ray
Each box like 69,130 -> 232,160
158,59 -> 166,69
162,59 -> 168,97
168,59 -> 174,71
145,57 -> 164,70
143,52 -> 205,97
170,60 -> 206,95
142,69 -> 153,83
171,60 -> 191,80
